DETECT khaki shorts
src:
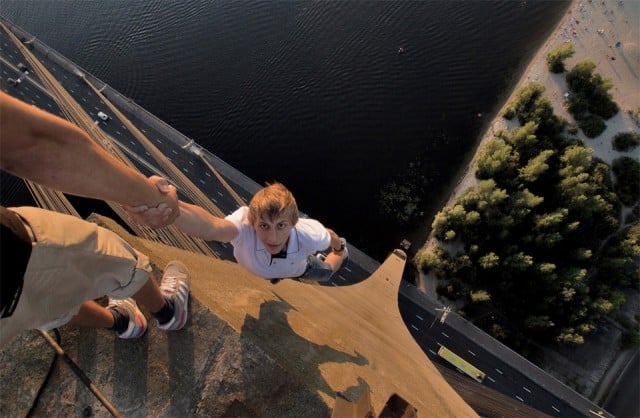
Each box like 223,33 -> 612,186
0,207 -> 151,346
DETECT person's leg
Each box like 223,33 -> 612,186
10,207 -> 190,340
298,255 -> 333,283
51,262 -> 191,337
57,299 -> 147,339
51,299 -> 147,339
64,300 -> 113,328
129,273 -> 165,313
114,260 -> 191,331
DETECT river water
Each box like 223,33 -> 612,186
1,0 -> 570,261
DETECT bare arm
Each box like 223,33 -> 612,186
173,201 -> 239,242
324,228 -> 347,274
326,228 -> 342,251
0,92 -> 178,225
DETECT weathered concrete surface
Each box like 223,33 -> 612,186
0,215 -> 476,417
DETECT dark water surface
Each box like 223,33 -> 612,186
1,1 -> 570,261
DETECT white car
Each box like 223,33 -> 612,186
97,111 -> 109,121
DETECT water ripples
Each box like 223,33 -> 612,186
1,0 -> 570,259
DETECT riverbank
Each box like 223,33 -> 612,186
416,0 -> 639,410
442,0 -> 638,209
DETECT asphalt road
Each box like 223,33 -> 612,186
399,285 -> 614,418
603,351 -> 639,418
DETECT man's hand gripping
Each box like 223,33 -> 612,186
124,175 -> 179,228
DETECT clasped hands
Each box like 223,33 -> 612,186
124,175 -> 180,228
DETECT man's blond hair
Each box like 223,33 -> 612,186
248,183 -> 299,225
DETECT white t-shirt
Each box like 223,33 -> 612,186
225,207 -> 331,278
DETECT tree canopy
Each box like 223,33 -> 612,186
418,77 -> 637,347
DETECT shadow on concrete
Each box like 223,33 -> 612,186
241,296 -> 369,398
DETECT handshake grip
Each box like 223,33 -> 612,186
123,175 -> 178,228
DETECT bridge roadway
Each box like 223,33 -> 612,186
1,18 -> 612,418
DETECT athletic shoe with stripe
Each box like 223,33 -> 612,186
157,260 -> 191,331
107,298 -> 147,339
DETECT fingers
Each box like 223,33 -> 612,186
149,175 -> 171,193
145,175 -> 180,226
124,204 -> 149,214
122,203 -> 174,228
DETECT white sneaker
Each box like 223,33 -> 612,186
157,261 -> 191,331
107,298 -> 147,339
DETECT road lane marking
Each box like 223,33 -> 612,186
552,406 -> 560,413
487,376 -> 495,383
429,349 -> 437,356
523,386 -> 531,393
515,395 -> 524,402
416,314 -> 424,321
468,350 -> 476,356
495,368 -> 503,375
440,332 -> 450,338
411,324 -> 419,331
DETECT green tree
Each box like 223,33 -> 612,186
416,80 -> 632,348
479,252 -> 500,269
556,328 -> 585,345
525,315 -> 555,329
470,290 -> 491,303
476,138 -> 519,183
612,156 -> 640,206
596,225 -> 640,288
612,132 -> 640,152
566,60 -> 619,121
557,146 -> 619,234
507,121 -> 540,161
513,83 -> 546,124
519,149 -> 555,183
567,61 -> 597,92
546,42 -> 575,73
509,189 -> 544,224
578,114 -> 606,138
503,252 -> 533,272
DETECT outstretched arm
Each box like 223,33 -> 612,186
0,92 -> 178,225
126,199 -> 239,242
174,201 -> 239,242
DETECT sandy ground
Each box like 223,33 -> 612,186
449,0 -> 639,202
